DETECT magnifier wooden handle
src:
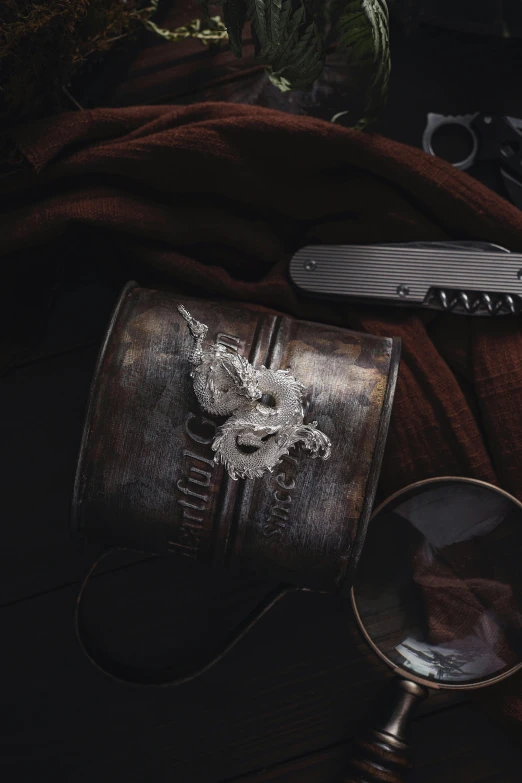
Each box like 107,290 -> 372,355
344,679 -> 428,783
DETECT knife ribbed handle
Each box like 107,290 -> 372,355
289,243 -> 522,315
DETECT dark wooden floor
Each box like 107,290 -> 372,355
3,5 -> 522,782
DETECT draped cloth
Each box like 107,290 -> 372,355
3,101 -> 522,735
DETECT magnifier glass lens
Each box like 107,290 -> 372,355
353,480 -> 522,686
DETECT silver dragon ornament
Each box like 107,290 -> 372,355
177,304 -> 331,481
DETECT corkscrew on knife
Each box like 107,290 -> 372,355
289,241 -> 522,316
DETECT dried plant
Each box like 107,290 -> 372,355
0,0 -> 156,122
0,0 -> 390,129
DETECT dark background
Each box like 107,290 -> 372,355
2,3 -> 522,781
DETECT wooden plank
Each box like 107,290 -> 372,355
0,280 -> 151,603
0,569 -> 458,783
2,569 -> 519,782
226,704 -> 522,782
1,344 -> 101,603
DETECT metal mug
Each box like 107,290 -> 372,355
72,282 -> 400,683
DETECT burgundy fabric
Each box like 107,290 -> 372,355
3,102 -> 522,734
412,509 -> 522,673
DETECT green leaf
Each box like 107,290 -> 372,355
303,0 -> 328,35
222,0 -> 246,56
269,17 -> 324,91
247,0 -> 269,54
193,0 -> 213,24
277,0 -> 294,37
333,0 -> 390,127
266,0 -> 283,56
270,4 -> 305,70
326,0 -> 348,42
274,22 -> 314,74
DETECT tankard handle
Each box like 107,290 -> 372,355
75,549 -> 301,686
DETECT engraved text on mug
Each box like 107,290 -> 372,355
169,330 -> 241,558
261,454 -> 298,538
168,413 -> 217,558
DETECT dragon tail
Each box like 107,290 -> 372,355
282,421 -> 332,460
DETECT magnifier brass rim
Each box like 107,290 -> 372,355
350,475 -> 522,691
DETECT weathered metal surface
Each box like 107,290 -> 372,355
72,282 -> 400,593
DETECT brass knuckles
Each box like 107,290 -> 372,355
422,112 -> 479,170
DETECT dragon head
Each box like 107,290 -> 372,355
177,304 -> 208,341
221,353 -> 262,403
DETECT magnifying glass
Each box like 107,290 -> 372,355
347,477 -> 522,782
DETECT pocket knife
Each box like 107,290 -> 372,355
289,241 -> 522,315
422,112 -> 522,208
